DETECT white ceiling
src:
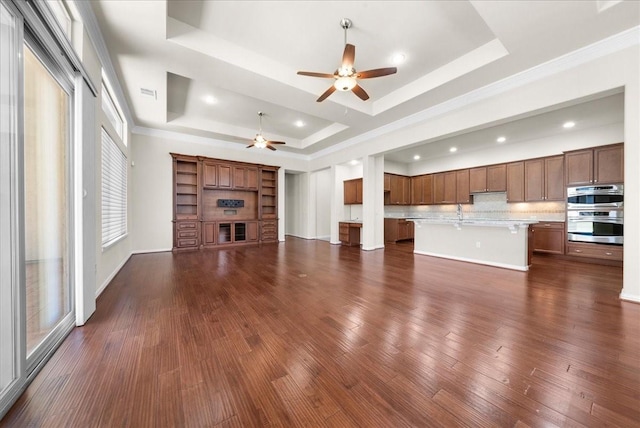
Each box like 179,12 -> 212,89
90,0 -> 639,159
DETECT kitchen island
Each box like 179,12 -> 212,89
409,218 -> 538,271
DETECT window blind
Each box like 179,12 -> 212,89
101,128 -> 127,248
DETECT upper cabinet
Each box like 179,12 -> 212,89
434,171 -> 457,204
524,155 -> 564,201
565,143 -> 623,185
202,162 -> 258,190
456,169 -> 471,204
469,164 -> 506,193
506,161 -> 525,203
385,173 -> 411,205
344,178 -> 363,205
411,174 -> 433,205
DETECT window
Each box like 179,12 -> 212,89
101,83 -> 123,141
101,128 -> 127,248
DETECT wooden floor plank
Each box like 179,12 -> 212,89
2,238 -> 638,427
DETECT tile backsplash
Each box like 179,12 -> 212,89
385,192 -> 565,221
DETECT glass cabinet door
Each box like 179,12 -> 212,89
234,223 -> 246,242
218,223 -> 231,243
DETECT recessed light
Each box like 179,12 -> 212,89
496,136 -> 506,143
294,120 -> 305,127
449,147 -> 457,153
203,95 -> 217,105
349,160 -> 359,166
413,155 -> 421,160
392,53 -> 406,65
563,121 -> 575,129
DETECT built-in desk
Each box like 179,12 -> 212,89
339,221 -> 362,247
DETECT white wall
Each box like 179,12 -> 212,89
314,169 -> 331,240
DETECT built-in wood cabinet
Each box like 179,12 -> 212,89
339,222 -> 362,246
470,164 -> 506,193
566,241 -> 623,262
456,169 -> 471,204
384,174 -> 391,192
344,178 -> 363,204
506,161 -> 525,202
384,218 -> 414,243
530,222 -> 565,254
411,174 -> 433,205
385,173 -> 411,205
565,143 -> 623,185
524,155 -> 564,201
434,171 -> 456,204
260,167 -> 278,220
172,153 -> 278,251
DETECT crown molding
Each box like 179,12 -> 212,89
310,25 -> 640,161
72,0 -> 134,128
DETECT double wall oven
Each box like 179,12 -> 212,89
566,184 -> 623,245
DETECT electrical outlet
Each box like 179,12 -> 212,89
476,241 -> 481,248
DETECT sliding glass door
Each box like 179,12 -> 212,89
0,0 -> 76,416
23,44 -> 73,359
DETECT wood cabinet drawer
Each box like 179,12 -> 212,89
176,221 -> 198,230
533,222 -> 564,230
567,242 -> 623,261
177,230 -> 198,239
177,238 -> 198,248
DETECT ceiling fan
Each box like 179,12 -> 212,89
245,112 -> 286,151
297,18 -> 397,102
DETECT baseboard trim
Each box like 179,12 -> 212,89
620,292 -> 640,304
131,248 -> 172,255
414,250 -> 529,272
96,252 -> 132,298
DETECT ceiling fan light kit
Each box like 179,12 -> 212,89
297,18 -> 397,102
246,112 -> 286,151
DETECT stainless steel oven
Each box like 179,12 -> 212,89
567,184 -> 623,245
567,210 -> 623,244
567,184 -> 624,209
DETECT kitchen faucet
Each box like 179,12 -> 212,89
457,203 -> 463,220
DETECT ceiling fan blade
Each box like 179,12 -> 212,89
342,43 -> 355,68
297,71 -> 336,78
246,144 -> 255,148
357,67 -> 398,79
267,141 -> 286,145
266,145 -> 277,151
317,85 -> 337,102
352,84 -> 370,101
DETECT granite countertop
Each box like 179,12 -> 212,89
408,218 -> 539,228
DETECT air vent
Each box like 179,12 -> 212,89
140,88 -> 157,99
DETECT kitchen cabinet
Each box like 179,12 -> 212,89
530,222 -> 564,254
411,174 -> 433,205
565,143 -> 623,186
384,218 -> 414,243
386,174 -> 411,205
384,174 -> 391,192
566,241 -> 623,262
456,169 -> 471,203
339,222 -> 362,246
506,161 -> 525,203
524,155 -> 564,201
469,164 -> 506,193
344,178 -> 363,204
434,171 -> 456,204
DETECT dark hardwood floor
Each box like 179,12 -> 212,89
2,238 -> 638,427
